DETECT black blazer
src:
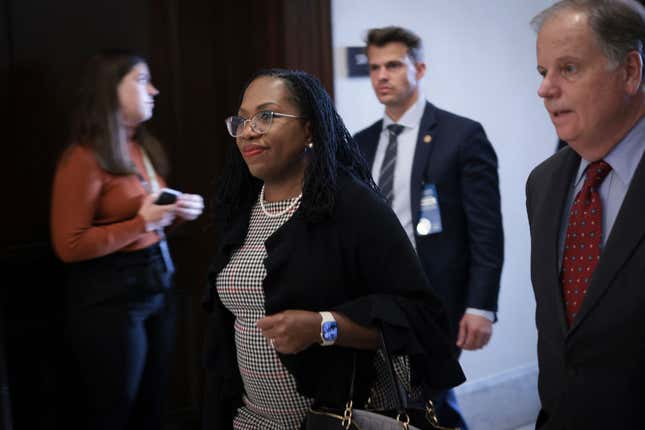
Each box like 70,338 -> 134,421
202,173 -> 465,429
354,102 -> 504,337
526,146 -> 645,428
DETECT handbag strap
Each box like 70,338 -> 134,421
340,328 -> 454,430
344,329 -> 408,413
378,328 -> 454,430
378,329 -> 408,414
347,351 -> 357,401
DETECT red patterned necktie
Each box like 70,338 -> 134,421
561,160 -> 612,326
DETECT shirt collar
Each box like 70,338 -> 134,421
382,92 -> 425,132
574,115 -> 645,187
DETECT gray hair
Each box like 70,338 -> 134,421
531,0 -> 645,68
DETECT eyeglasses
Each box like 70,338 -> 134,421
225,110 -> 306,137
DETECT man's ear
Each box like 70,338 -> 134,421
415,61 -> 427,81
623,50 -> 643,95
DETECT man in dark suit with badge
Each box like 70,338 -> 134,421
526,1 -> 645,428
353,26 -> 504,429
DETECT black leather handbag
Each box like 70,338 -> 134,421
305,331 -> 458,430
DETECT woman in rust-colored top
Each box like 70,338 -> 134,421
50,50 -> 203,430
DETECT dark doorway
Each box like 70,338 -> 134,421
1,1 -> 332,428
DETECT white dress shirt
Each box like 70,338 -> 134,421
558,116 -> 645,267
372,94 -> 494,322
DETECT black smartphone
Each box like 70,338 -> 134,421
155,188 -> 181,205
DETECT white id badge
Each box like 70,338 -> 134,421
416,184 -> 443,236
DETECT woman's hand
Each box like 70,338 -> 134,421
257,310 -> 321,354
175,193 -> 204,221
138,193 -> 176,231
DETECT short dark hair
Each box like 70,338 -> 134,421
531,0 -> 645,69
364,26 -> 424,63
214,69 -> 377,225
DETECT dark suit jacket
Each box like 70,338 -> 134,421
354,102 -> 504,339
526,146 -> 645,429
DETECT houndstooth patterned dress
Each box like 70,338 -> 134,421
216,194 -> 313,430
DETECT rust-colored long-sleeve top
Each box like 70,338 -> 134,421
51,141 -> 167,262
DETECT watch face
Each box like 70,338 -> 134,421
322,321 -> 338,342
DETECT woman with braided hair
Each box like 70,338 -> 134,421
202,69 -> 464,429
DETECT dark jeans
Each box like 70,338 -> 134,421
66,244 -> 176,430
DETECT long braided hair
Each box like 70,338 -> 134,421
213,69 -> 377,226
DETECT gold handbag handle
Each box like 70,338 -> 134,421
425,399 -> 460,430
378,328 -> 460,430
342,400 -> 353,429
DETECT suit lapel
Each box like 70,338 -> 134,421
569,150 -> 645,334
410,102 -> 437,226
358,121 -> 382,167
544,150 -> 581,337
